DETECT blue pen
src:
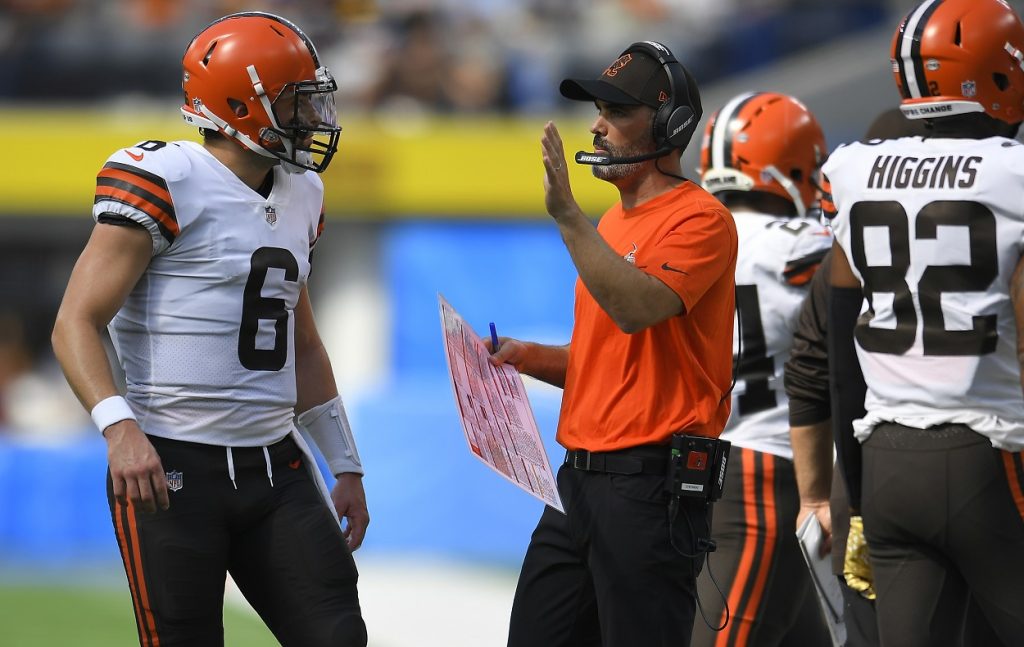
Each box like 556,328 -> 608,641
489,322 -> 501,352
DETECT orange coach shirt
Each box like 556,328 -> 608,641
557,181 -> 737,452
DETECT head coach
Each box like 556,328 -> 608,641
487,41 -> 738,647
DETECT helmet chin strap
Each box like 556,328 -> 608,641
247,65 -> 308,174
762,165 -> 807,218
196,101 -> 309,174
196,103 -> 278,159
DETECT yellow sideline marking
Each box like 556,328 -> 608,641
1,108 -> 614,217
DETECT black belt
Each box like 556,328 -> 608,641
564,447 -> 668,476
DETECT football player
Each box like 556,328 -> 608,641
825,0 -> 1024,644
51,12 -> 368,646
691,91 -> 833,647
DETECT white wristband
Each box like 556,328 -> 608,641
90,395 -> 137,433
296,395 -> 364,476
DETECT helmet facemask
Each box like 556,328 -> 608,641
255,66 -> 341,174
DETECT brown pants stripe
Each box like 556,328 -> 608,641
693,446 -> 827,647
717,448 -> 777,647
114,500 -> 160,647
1002,450 -> 1024,523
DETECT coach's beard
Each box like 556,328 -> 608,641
591,137 -> 658,181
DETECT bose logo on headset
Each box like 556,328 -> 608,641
670,115 -> 695,139
640,40 -> 670,57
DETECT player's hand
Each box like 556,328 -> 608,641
485,337 -> 529,371
843,515 -> 876,600
541,121 -> 579,222
104,420 -> 168,514
796,499 -> 832,558
332,473 -> 369,551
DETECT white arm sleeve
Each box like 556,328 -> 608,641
295,395 -> 364,476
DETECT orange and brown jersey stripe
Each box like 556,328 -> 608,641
783,249 -> 829,286
1002,451 -> 1024,523
308,207 -> 326,268
96,162 -> 179,244
819,174 -> 837,220
313,205 -> 326,245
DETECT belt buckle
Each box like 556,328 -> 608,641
572,450 -> 591,471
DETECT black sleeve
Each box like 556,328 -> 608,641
827,284 -> 868,512
97,213 -> 148,230
784,252 -> 832,426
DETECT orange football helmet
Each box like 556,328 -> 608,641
892,0 -> 1024,124
699,92 -> 826,218
181,12 -> 340,173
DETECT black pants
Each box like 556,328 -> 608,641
108,434 -> 366,647
838,578 -> 880,647
507,457 -> 710,647
831,467 -> 881,647
692,447 -> 830,647
861,423 -> 1024,647
830,437 -> 999,647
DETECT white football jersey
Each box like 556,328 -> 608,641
826,136 -> 1024,451
722,209 -> 832,459
93,140 -> 325,446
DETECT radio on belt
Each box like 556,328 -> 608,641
666,433 -> 731,502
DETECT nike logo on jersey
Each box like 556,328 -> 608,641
289,459 -> 301,470
125,150 -> 144,162
662,262 -> 689,275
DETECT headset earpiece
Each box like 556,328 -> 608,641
665,105 -> 695,148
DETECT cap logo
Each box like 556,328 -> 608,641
658,90 -> 669,104
604,54 -> 633,78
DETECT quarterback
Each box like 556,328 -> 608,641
51,12 -> 368,647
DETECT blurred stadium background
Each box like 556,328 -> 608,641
1,0 -> 1018,645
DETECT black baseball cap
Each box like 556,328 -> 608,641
560,49 -> 670,108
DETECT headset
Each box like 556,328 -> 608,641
576,40 -> 702,166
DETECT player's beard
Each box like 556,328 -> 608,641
591,131 -> 658,181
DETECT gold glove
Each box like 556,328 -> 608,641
843,515 -> 876,600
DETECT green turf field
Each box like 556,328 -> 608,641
0,583 -> 279,646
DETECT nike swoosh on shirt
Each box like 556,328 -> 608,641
125,150 -> 144,162
661,262 -> 689,275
